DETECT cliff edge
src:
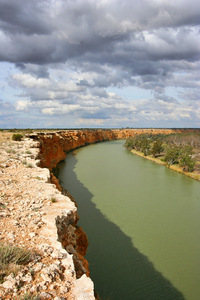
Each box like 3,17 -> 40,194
0,134 -> 95,300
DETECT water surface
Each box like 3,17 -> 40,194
58,140 -> 200,300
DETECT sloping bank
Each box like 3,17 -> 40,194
29,128 -> 178,298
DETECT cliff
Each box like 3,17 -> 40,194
0,134 -> 95,300
32,128 -> 176,170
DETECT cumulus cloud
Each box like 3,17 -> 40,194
0,0 -> 200,128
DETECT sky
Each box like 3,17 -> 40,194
0,0 -> 200,129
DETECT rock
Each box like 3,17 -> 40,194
71,274 -> 95,300
29,232 -> 36,238
52,247 -> 68,259
39,291 -> 52,299
33,262 -> 44,272
21,273 -> 33,284
2,274 -> 17,290
2,280 -> 15,290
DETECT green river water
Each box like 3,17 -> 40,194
57,140 -> 200,300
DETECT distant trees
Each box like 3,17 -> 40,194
125,134 -> 163,157
124,137 -> 136,151
124,134 -> 152,155
125,132 -> 197,172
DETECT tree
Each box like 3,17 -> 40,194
124,137 -> 135,150
179,145 -> 195,172
179,155 -> 195,172
140,137 -> 151,156
164,146 -> 180,166
151,140 -> 163,157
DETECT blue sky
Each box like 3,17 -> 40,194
0,0 -> 200,128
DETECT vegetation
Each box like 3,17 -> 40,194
12,133 -> 23,141
0,244 -> 33,283
179,146 -> 195,172
20,293 -> 40,300
6,148 -> 16,154
164,146 -> 180,166
27,163 -> 34,168
25,150 -> 32,154
51,197 -> 57,203
124,132 -> 199,173
151,139 -> 164,157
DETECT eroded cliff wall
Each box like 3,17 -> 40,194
32,128 -> 176,170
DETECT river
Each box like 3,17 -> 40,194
57,140 -> 200,300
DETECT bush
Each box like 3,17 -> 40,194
12,133 -> 23,141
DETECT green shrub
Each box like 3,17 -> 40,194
12,134 -> 23,141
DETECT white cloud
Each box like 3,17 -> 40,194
16,100 -> 31,111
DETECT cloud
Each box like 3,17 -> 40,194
0,0 -> 200,128
0,0 -> 200,65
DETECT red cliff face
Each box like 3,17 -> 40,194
35,129 -> 176,170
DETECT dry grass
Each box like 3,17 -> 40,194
0,243 -> 33,283
0,132 -> 13,144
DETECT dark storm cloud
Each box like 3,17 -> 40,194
0,0 -> 200,128
0,0 -> 200,67
0,0 -> 52,35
